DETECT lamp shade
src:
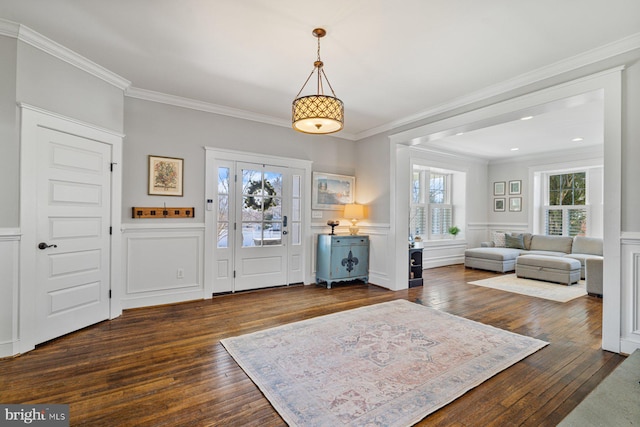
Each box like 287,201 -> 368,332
292,95 -> 344,134
343,203 -> 364,220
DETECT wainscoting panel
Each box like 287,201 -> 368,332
420,240 -> 467,269
122,224 -> 205,309
0,229 -> 20,358
621,233 -> 640,354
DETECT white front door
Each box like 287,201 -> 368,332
211,158 -> 305,293
234,163 -> 289,291
35,127 -> 112,344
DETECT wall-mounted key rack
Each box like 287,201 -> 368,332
132,207 -> 195,218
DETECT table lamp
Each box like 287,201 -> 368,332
343,203 -> 365,235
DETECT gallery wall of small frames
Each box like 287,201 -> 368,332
493,180 -> 522,212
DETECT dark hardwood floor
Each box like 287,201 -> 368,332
0,265 -> 624,426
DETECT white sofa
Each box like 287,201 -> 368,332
464,233 -> 603,284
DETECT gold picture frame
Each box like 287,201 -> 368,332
148,155 -> 184,196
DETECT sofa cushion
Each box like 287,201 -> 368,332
564,253 -> 602,264
572,236 -> 603,256
517,254 -> 581,271
492,231 -> 506,247
526,250 -> 569,257
507,233 -> 533,250
505,233 -> 525,249
529,235 -> 573,254
465,247 -> 521,261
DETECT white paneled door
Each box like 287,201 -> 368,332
35,127 -> 112,344
213,159 -> 305,293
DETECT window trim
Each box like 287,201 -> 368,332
411,168 -> 454,241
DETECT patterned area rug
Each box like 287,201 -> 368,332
221,299 -> 548,426
469,274 -> 586,302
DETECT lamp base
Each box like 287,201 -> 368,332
349,225 -> 359,235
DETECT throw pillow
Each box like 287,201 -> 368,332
492,232 -> 506,247
505,233 -> 525,249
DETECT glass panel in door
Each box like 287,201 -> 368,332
241,168 -> 283,247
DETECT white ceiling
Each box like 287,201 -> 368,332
1,0 -> 638,155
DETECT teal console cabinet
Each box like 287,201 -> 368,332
316,235 -> 369,288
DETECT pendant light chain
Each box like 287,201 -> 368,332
316,36 -> 323,95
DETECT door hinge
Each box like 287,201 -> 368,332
233,271 -> 236,278
109,290 -> 112,299
234,222 -> 237,231
109,226 -> 112,235
234,174 -> 237,182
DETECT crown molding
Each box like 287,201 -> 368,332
125,87 -> 289,127
356,32 -> 640,141
126,87 -> 358,141
0,18 -> 130,90
0,18 -> 20,37
489,144 -> 604,166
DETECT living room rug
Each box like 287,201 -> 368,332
221,299 -> 547,426
469,274 -> 586,302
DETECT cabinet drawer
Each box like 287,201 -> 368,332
332,237 -> 368,246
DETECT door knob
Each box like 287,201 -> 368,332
38,242 -> 58,250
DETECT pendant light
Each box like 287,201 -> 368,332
292,28 -> 344,134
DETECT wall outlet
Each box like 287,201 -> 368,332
177,268 -> 184,279
312,210 -> 323,219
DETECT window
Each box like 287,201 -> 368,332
411,169 -> 453,240
544,172 -> 587,236
217,167 -> 230,248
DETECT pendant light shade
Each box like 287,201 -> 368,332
292,28 -> 344,134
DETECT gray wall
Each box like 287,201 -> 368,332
622,59 -> 640,232
122,97 -> 357,223
16,42 -> 124,133
0,36 -> 18,227
354,133 -> 391,224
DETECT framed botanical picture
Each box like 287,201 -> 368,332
509,180 -> 522,195
509,197 -> 522,212
493,181 -> 506,196
494,198 -> 505,212
312,172 -> 355,210
148,155 -> 184,196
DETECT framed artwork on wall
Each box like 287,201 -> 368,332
312,172 -> 355,210
494,181 -> 506,196
509,180 -> 522,195
509,197 -> 522,212
148,155 -> 184,196
494,198 -> 505,212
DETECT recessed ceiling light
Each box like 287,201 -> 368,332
572,137 -> 584,142
510,148 -> 520,151
455,132 -> 464,136
520,116 -> 533,121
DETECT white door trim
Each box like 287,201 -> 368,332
389,67 -> 623,353
19,104 -> 123,354
204,147 -> 313,295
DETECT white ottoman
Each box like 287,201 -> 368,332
516,255 -> 581,285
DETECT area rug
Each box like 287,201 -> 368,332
221,299 -> 548,426
469,274 -> 586,302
